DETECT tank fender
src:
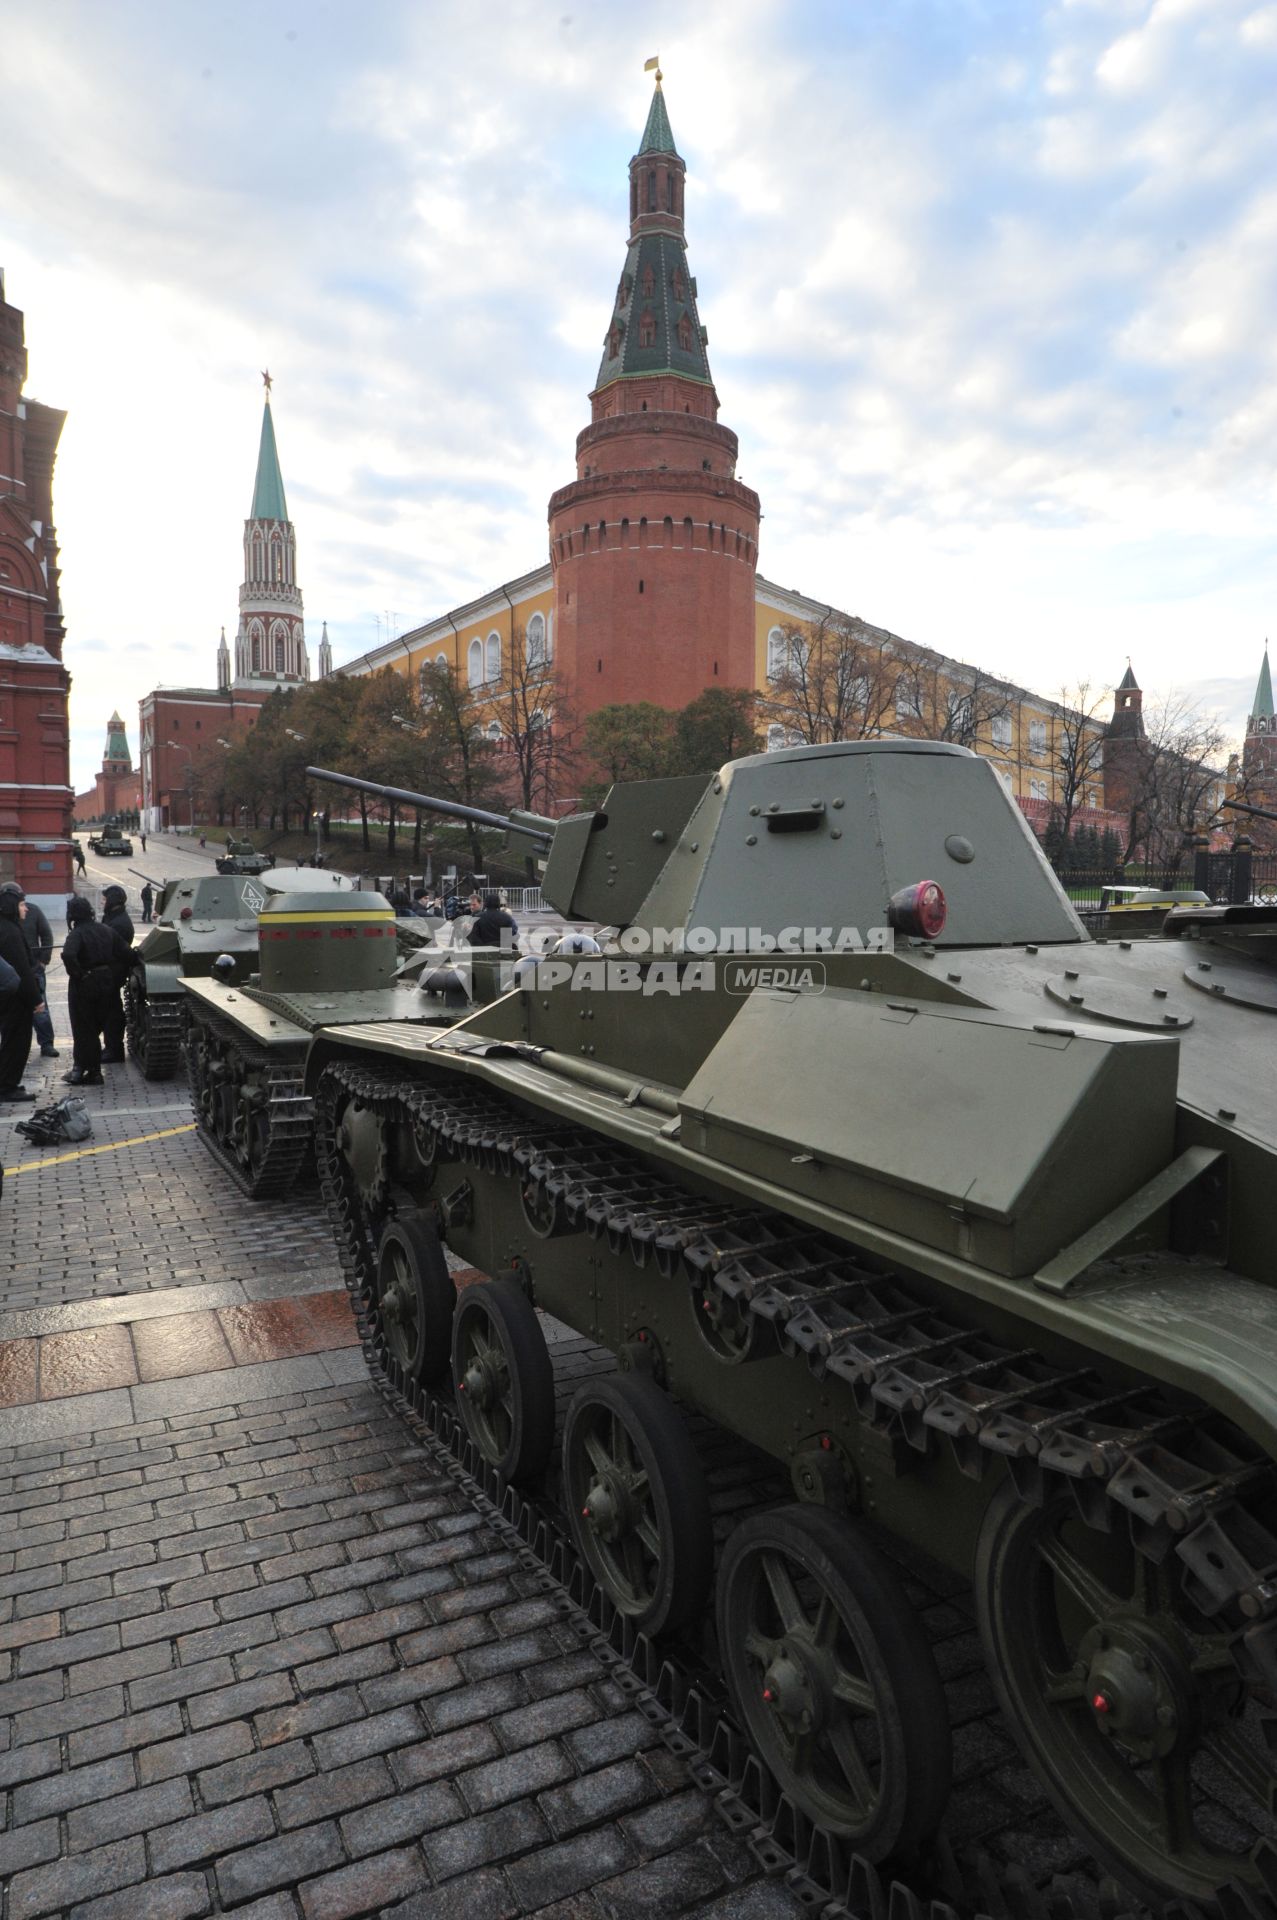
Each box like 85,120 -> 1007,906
140,961 -> 183,998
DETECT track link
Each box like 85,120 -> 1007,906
124,978 -> 186,1081
186,1005 -> 314,1199
314,1059 -> 1277,1920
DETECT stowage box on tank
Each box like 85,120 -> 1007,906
298,741 -> 1277,1916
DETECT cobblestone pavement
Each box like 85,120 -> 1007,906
1,964 -> 809,1917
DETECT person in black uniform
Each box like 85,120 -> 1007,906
467,890 -> 519,947
140,882 -> 154,924
0,889 -> 43,1101
0,882 -> 58,1058
61,898 -> 130,1085
100,883 -> 134,1064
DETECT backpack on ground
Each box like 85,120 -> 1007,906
15,1097 -> 93,1146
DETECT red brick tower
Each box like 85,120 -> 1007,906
548,72 -> 760,724
0,271 -> 72,899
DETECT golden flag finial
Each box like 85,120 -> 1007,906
643,53 -> 662,86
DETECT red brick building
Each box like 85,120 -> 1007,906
0,272 -> 73,902
140,388 -> 324,829
548,73 -> 760,720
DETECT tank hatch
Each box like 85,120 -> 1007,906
1044,971 -> 1194,1031
1183,957 -> 1277,1014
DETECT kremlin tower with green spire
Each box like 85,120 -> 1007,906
232,377 -> 309,686
548,67 -> 761,719
1240,645 -> 1277,845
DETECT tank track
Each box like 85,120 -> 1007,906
313,1059 -> 1277,1920
186,1005 -> 313,1200
124,979 -> 185,1081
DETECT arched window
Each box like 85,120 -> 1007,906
766,628 -> 788,681
546,610 -> 553,660
436,651 -> 448,668
250,621 -> 263,673
683,516 -> 694,546
485,632 -> 501,682
251,532 -> 264,581
273,623 -> 287,671
467,638 -> 484,688
639,309 -> 657,348
486,721 -> 502,742
663,516 -> 673,548
767,724 -> 786,753
677,312 -> 693,352
529,708 -> 547,733
270,538 -> 283,583
641,264 -> 655,298
526,612 -> 546,669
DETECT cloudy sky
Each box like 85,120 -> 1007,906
4,0 -> 1275,792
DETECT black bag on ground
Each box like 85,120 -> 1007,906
15,1097 -> 93,1146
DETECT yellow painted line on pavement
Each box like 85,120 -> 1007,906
4,1122 -> 196,1177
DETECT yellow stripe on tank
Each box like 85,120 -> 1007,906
258,910 -> 396,923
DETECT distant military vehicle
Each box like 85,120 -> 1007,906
182,882 -> 471,1198
297,742 -> 1277,1915
124,866 -> 350,1080
87,818 -> 133,857
216,835 -> 276,877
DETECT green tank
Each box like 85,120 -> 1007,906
215,835 -> 277,876
182,878 -> 478,1199
300,743 -> 1277,1915
124,865 -> 347,1080
87,817 -> 133,856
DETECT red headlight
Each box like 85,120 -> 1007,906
180,906 -> 193,921
888,880 -> 946,939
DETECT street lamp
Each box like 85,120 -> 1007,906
284,731 -> 322,865
164,741 -> 193,830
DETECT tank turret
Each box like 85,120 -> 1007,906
308,740 -> 1086,949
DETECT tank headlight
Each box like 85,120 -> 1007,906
180,906 -> 193,920
888,880 -> 947,940
211,953 -> 236,984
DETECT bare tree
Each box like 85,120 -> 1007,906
765,612 -> 900,743
1118,697 -> 1228,868
1052,683 -> 1110,846
901,660 -> 1015,750
493,623 -> 575,820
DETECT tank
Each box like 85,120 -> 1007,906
124,865 -> 352,1080
215,835 -> 277,876
182,880 -> 480,1199
87,817 -> 133,856
293,743 -> 1277,1916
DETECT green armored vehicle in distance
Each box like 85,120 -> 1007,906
182,874 -> 480,1198
302,740 -> 1277,1917
87,818 -> 133,857
216,835 -> 276,877
125,866 -> 349,1080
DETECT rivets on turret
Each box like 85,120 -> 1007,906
830,829 -> 841,840
832,798 -> 844,810
749,806 -> 760,817
651,829 -> 666,843
1153,988 -> 1168,998
1064,969 -> 1079,980
745,835 -> 757,846
1219,1108 -> 1236,1122
947,971 -> 962,983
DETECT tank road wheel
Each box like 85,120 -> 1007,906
451,1281 -> 555,1485
976,1480 -> 1277,1912
374,1215 -> 454,1387
717,1505 -> 951,1859
564,1375 -> 713,1636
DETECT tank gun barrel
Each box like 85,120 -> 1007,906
305,767 -> 556,856
128,868 -> 164,887
1222,797 -> 1277,827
